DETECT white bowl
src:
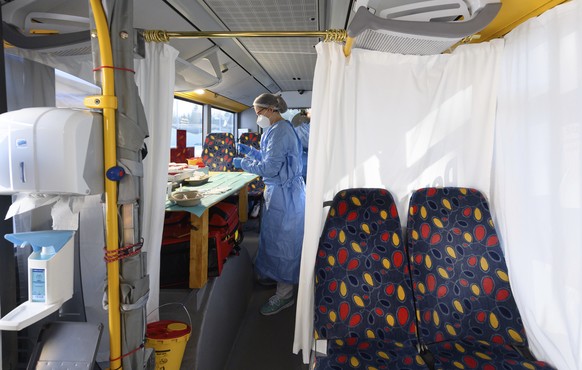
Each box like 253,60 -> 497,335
170,190 -> 203,207
185,174 -> 210,186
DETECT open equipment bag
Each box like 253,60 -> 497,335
208,201 -> 243,277
158,212 -> 191,288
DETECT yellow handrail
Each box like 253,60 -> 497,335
142,29 -> 347,43
86,1 -> 122,369
343,36 -> 354,57
143,28 -> 352,58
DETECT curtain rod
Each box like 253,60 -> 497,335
142,29 -> 349,47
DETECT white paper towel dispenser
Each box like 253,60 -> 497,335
0,107 -> 103,195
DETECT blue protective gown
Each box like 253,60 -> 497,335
294,122 -> 310,180
240,120 -> 305,284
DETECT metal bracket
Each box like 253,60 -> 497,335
83,95 -> 118,109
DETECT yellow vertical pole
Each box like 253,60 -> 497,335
86,1 -> 122,369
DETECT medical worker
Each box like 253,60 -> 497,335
233,93 -> 306,315
292,110 -> 310,182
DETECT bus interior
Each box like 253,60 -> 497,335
0,0 -> 580,369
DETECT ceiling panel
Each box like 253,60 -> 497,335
242,37 -> 318,53
243,37 -> 318,91
201,0 -> 320,93
250,50 -> 317,91
202,0 -> 319,31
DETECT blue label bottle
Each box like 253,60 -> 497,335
31,268 -> 46,302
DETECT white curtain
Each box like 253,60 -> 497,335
134,42 -> 179,320
492,2 -> 582,369
294,40 -> 504,363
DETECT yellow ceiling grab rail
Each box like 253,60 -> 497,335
142,29 -> 347,43
142,28 -> 352,56
142,28 -> 353,57
142,29 -> 352,56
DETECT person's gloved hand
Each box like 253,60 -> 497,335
237,143 -> 252,155
233,157 -> 243,169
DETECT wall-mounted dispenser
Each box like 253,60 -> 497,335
0,107 -> 103,195
0,230 -> 75,331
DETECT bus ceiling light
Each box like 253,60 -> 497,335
194,89 -> 206,95
346,0 -> 501,55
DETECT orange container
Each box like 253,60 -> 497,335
187,157 -> 205,167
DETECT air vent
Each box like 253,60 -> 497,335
25,12 -> 90,34
41,44 -> 93,57
348,0 -> 501,55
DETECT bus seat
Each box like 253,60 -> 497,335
202,132 -> 236,171
406,187 -> 555,369
238,132 -> 265,197
238,132 -> 261,148
313,188 -> 429,369
237,132 -> 264,226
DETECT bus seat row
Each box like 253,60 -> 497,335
201,131 -> 265,196
313,187 -> 555,370
201,132 -> 238,171
201,132 -> 265,222
237,132 -> 265,200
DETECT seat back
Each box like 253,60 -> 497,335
406,187 -> 528,346
238,132 -> 265,196
239,132 -> 261,149
202,133 -> 236,171
314,188 -> 418,345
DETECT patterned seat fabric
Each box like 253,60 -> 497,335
239,132 -> 261,148
406,187 -> 555,369
431,339 -> 555,370
238,132 -> 265,196
202,133 -> 236,171
316,338 -> 428,370
314,188 -> 429,370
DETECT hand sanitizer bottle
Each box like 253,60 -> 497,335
31,246 -> 56,303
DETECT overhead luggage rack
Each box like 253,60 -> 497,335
346,0 -> 502,55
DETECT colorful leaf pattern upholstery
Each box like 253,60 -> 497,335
239,132 -> 261,149
202,133 -> 236,171
313,188 -> 429,370
406,187 -> 555,369
319,338 -> 428,370
238,132 -> 265,196
429,339 -> 554,370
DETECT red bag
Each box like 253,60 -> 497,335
208,202 -> 243,277
160,211 -> 191,288
162,211 -> 191,244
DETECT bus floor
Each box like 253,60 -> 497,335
158,216 -> 308,370
223,276 -> 308,370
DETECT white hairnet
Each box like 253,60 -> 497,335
253,93 -> 288,113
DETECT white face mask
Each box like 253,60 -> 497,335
256,114 -> 271,128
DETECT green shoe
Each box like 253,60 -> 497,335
260,295 -> 294,316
